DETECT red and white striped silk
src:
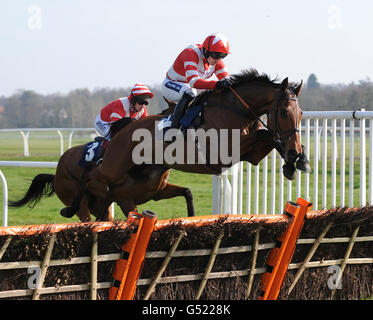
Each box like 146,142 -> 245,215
100,97 -> 148,122
166,44 -> 229,90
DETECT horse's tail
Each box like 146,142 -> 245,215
8,174 -> 55,208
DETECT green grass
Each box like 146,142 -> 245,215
0,131 -> 370,226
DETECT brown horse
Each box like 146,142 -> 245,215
65,69 -> 305,220
8,114 -> 195,222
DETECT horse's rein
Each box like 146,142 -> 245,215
229,87 -> 251,112
229,87 -> 300,156
229,87 -> 268,129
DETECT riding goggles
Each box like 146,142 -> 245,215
208,51 -> 228,59
135,98 -> 149,105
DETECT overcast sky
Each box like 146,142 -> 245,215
1,0 -> 373,96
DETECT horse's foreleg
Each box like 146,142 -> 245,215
102,203 -> 114,221
117,199 -> 137,218
95,194 -> 115,222
76,198 -> 92,222
241,138 -> 297,180
241,140 -> 274,165
153,183 -> 195,217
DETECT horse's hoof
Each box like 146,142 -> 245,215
187,209 -> 196,217
296,146 -> 312,173
282,162 -> 296,180
60,207 -> 75,218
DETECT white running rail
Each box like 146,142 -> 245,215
212,110 -> 373,215
0,128 -> 97,156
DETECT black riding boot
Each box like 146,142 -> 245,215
296,145 -> 311,173
170,92 -> 194,129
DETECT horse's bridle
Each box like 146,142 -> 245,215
271,90 -> 301,142
229,87 -> 301,157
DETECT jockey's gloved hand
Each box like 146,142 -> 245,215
215,78 -> 233,89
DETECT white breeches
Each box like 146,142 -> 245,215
94,114 -> 111,139
161,78 -> 205,102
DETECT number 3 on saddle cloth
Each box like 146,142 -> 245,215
78,137 -> 104,168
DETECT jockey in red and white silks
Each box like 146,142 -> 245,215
161,33 -> 233,129
94,83 -> 153,139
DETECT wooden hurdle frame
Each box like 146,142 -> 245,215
0,206 -> 372,300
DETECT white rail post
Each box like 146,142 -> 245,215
287,178 -> 292,202
68,130 -> 75,149
322,118 -> 328,209
238,162 -> 243,215
0,170 -> 8,226
360,110 -> 366,207
20,131 -> 30,157
313,119 -> 319,211
230,164 -> 238,215
253,164 -> 260,214
262,156 -> 268,214
279,157 -> 284,213
57,130 -> 64,156
331,118 -> 337,208
305,119 -> 310,201
246,163 -> 251,214
349,120 -> 355,207
223,170 -> 231,214
270,149 -> 276,214
340,119 -> 346,207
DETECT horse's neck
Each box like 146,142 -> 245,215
206,84 -> 279,129
239,84 -> 279,117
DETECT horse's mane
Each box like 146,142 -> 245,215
108,117 -> 135,138
227,68 -> 299,90
230,69 -> 278,87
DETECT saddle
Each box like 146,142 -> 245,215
159,91 -> 209,137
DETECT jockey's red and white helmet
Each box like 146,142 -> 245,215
130,83 -> 154,99
202,33 -> 230,54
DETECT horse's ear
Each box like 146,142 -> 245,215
293,80 -> 303,97
280,77 -> 288,92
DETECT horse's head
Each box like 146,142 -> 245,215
267,78 -> 303,176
